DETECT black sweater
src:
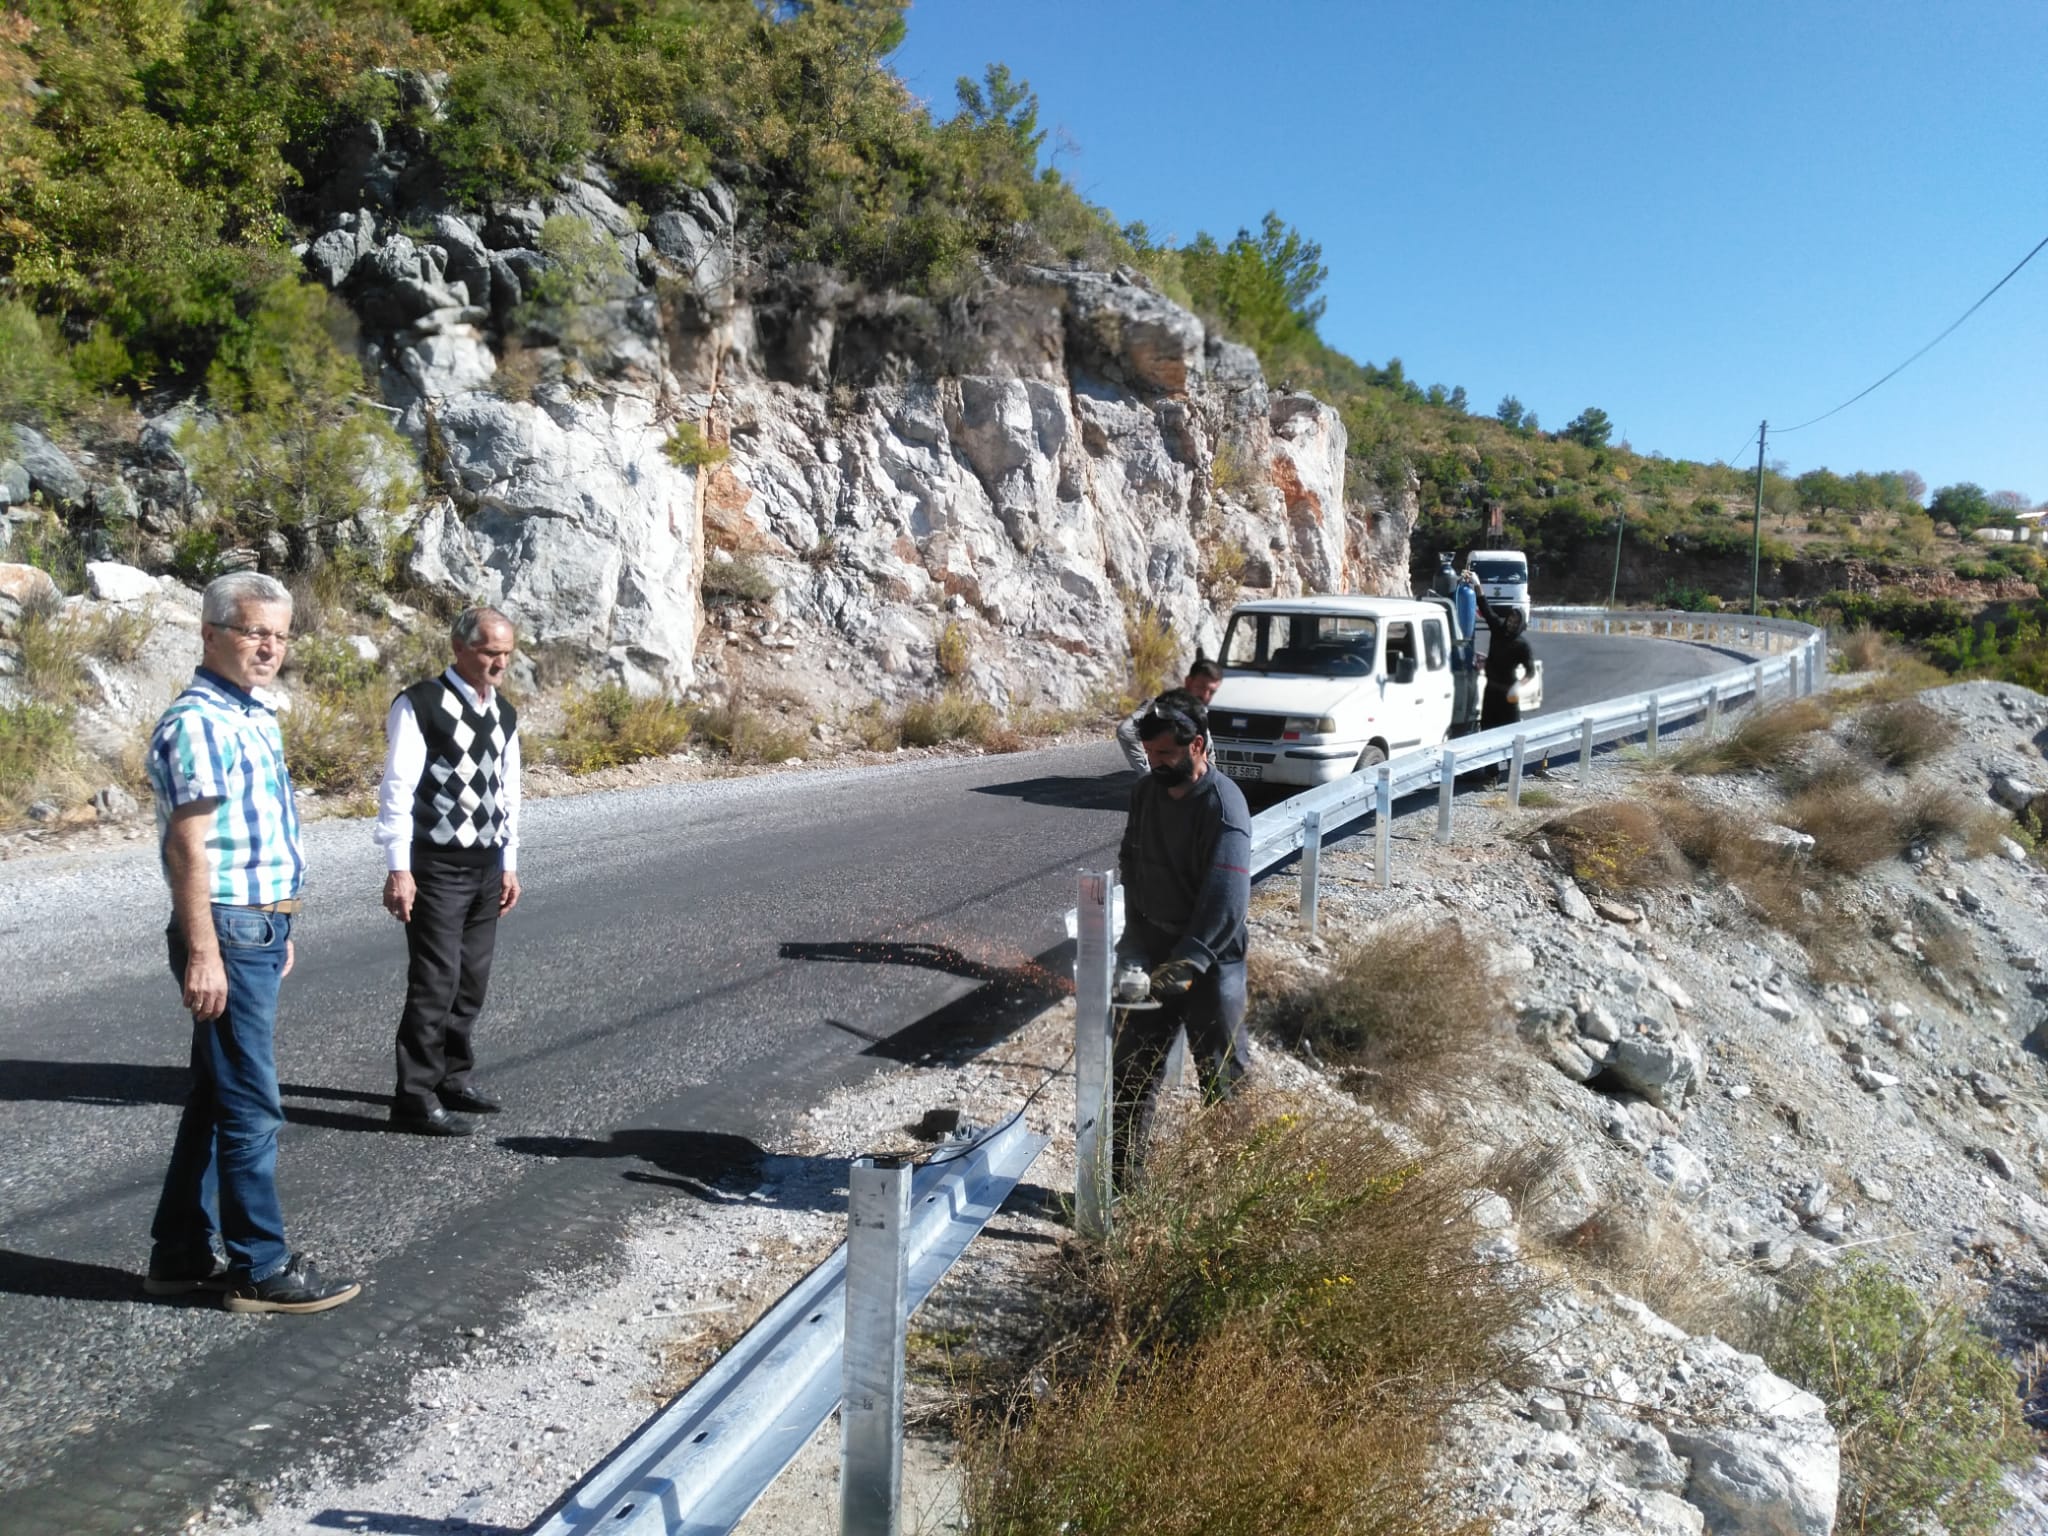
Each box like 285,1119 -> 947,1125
1474,591 -> 1536,694
1119,767 -> 1252,970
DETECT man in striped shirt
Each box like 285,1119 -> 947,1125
144,573 -> 359,1315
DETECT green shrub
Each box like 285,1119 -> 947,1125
431,56 -> 594,204
0,701 -> 77,808
896,689 -> 996,747
691,704 -> 808,765
1120,592 -> 1177,708
548,684 -> 695,773
280,683 -> 387,795
1767,1262 -> 2035,1536
180,278 -> 416,573
4,507 -> 88,593
664,421 -> 729,471
935,619 -> 971,679
701,556 -> 778,605
0,301 -> 81,424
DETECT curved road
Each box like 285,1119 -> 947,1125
0,632 -> 1730,1533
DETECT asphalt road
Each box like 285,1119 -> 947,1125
0,631 -> 1735,1533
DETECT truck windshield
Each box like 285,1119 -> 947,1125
1470,558 -> 1526,585
1220,612 -> 1378,676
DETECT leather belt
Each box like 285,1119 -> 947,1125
249,899 -> 303,914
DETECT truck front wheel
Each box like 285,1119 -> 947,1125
1355,744 -> 1387,772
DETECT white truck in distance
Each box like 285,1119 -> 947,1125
1471,549 -> 1531,618
1206,596 -> 1458,789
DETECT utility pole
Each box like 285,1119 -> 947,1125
1607,500 -> 1625,609
1749,421 -> 1768,617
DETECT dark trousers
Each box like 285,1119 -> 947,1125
1111,926 -> 1250,1187
1480,685 -> 1522,732
394,852 -> 502,1112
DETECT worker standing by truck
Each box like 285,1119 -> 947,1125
1465,570 -> 1536,731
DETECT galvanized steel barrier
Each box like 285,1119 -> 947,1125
532,1115 -> 1046,1536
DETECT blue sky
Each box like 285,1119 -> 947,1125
889,1 -> 2047,503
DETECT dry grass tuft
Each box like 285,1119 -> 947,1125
1549,1195 -> 1767,1346
1853,698 -> 1956,771
963,1095 -> 1533,1536
1834,628 -> 1892,673
1858,654 -> 1949,704
1784,781 -> 1906,873
692,704 -> 808,765
897,689 -> 998,748
1672,697 -> 1833,775
1897,782 -> 1975,853
1262,921 -> 1507,1102
1537,801 -> 1687,895
962,1326 -> 1467,1536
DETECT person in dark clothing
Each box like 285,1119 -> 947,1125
1465,572 -> 1537,731
1112,695 -> 1254,1187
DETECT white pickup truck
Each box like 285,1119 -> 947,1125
1207,596 -> 1461,789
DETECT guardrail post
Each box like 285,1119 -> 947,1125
1705,684 -> 1721,737
842,1155 -> 911,1536
1073,871 -> 1114,1239
1374,764 -> 1393,890
1645,696 -> 1660,756
1579,716 -> 1595,782
1436,747 -> 1456,843
1752,661 -> 1767,708
1508,734 -> 1527,807
1300,809 -> 1323,936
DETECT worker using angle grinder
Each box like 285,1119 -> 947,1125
1111,689 -> 1254,1187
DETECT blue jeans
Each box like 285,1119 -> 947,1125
152,907 -> 293,1284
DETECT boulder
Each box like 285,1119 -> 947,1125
345,235 -> 467,331
7,425 -> 88,510
483,202 -> 546,251
425,214 -> 494,311
85,561 -> 159,604
0,459 -> 29,506
0,562 -> 59,633
1992,772 -> 2040,812
92,783 -> 140,821
1668,1371 -> 1838,1536
1035,266 -> 1207,394
1607,1031 -> 1704,1110
1555,878 -> 1597,923
304,226 -> 368,289
1646,1140 -> 1713,1202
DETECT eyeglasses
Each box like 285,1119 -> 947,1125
220,624 -> 293,646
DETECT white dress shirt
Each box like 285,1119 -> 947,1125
374,669 -> 522,874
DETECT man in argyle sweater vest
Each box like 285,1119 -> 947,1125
374,608 -> 524,1135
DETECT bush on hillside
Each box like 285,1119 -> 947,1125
1764,1262 -> 2036,1536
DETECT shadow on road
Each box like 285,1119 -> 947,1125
0,1060 -> 393,1132
497,1128 -> 845,1210
781,940 -> 1072,1067
968,770 -> 1133,810
0,1247 -> 205,1306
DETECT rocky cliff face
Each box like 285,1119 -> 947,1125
303,161 -> 1413,711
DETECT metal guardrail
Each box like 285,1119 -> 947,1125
533,1115 -> 1047,1536
1243,606 -> 1827,878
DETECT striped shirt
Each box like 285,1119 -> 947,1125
148,666 -> 305,907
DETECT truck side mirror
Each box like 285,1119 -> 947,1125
1391,655 -> 1419,685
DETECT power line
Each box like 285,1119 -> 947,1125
1773,229 -> 2048,435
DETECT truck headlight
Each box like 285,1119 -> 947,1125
1284,716 -> 1339,734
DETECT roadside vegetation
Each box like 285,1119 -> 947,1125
962,1093 -> 1537,1535
1760,1262 -> 2035,1536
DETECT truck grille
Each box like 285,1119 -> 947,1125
1213,712 -> 1289,742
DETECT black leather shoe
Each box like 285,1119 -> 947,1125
223,1253 -> 361,1315
437,1087 -> 501,1115
391,1103 -> 475,1137
143,1251 -> 231,1297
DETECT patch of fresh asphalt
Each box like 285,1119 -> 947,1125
0,632 -> 1735,1534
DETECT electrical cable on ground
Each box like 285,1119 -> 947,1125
1772,229 -> 2048,436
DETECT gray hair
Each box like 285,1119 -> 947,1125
202,573 -> 293,626
451,606 -> 513,647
